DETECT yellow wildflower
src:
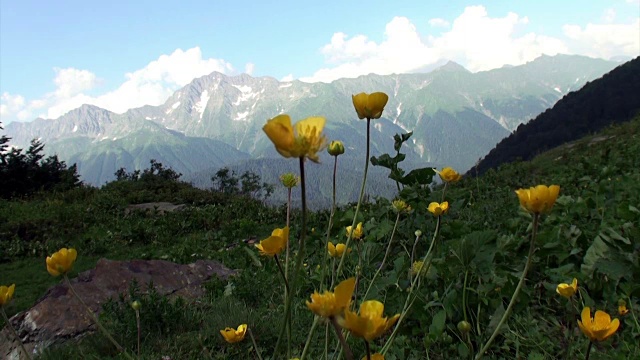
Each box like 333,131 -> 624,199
577,307 -> 619,342
411,261 -> 425,276
220,324 -> 247,343
436,167 -> 462,183
346,222 -> 364,240
255,227 -> 289,257
0,284 -> 15,306
515,185 -> 560,214
306,277 -> 356,318
263,114 -> 327,162
556,278 -> 578,298
328,242 -> 351,258
618,305 -> 629,316
361,354 -> 385,360
46,248 -> 77,277
352,92 -> 389,120
427,201 -> 449,216
339,300 -> 400,341
392,199 -> 411,213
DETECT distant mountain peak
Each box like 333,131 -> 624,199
435,61 -> 470,73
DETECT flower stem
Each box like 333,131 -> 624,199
363,212 -> 401,301
330,317 -> 353,360
274,254 -> 290,294
300,316 -> 320,360
365,340 -> 372,360
135,309 -> 141,359
382,216 -> 441,354
585,341 -> 593,360
1,307 -> 31,360
462,270 -> 469,322
64,275 -> 134,360
334,118 -> 371,286
474,213 -> 539,360
247,327 -> 264,360
320,155 -> 339,291
274,157 -> 308,358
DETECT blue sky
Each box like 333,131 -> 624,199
1,0 -> 638,123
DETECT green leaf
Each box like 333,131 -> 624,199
399,167 -> 436,186
581,235 -> 609,276
429,309 -> 447,337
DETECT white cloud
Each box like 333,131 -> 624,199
280,74 -> 294,82
428,18 -> 450,28
602,8 -> 616,23
563,19 -> 640,59
0,46 -> 237,122
301,5 -> 637,83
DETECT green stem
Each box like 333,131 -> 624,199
462,270 -> 469,322
365,340 -> 372,360
248,327 -> 264,360
64,275 -> 134,360
285,187 -> 292,280
330,317 -> 354,360
300,316 -> 320,360
363,212 -> 401,301
1,307 -> 31,360
334,118 -> 371,286
135,309 -> 141,359
474,213 -> 539,360
320,155 -> 339,291
585,341 -> 593,360
628,296 -> 640,333
409,231 -> 422,280
274,254 -> 290,294
274,157 -> 308,357
382,216 -> 441,354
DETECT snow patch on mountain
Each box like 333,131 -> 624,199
194,90 -> 210,119
232,85 -> 259,105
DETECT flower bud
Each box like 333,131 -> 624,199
457,320 -> 471,334
279,173 -> 300,188
327,140 -> 345,156
392,199 -> 411,213
131,300 -> 141,311
414,230 -> 422,237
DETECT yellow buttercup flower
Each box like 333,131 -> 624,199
263,114 -> 327,162
361,354 -> 385,360
436,167 -> 462,183
411,261 -> 425,276
220,324 -> 247,343
352,92 -> 389,120
306,277 -> 356,318
514,185 -> 560,214
618,305 -> 629,316
339,300 -> 400,341
556,278 -> 578,298
0,284 -> 15,306
328,242 -> 351,258
427,201 -> 449,216
577,307 -> 619,342
46,248 -> 77,277
255,226 -> 289,257
346,222 -> 364,240
392,199 -> 411,213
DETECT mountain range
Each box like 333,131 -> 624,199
4,54 -> 621,200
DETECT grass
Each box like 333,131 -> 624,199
1,116 -> 639,359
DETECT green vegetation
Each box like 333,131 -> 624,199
2,116 -> 640,359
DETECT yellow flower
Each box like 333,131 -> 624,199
361,354 -> 385,360
514,185 -> 560,214
306,277 -> 356,318
328,242 -> 352,258
352,92 -> 389,120
0,284 -> 15,306
279,173 -> 300,188
339,300 -> 400,341
263,114 -> 327,162
577,307 -> 620,342
255,226 -> 289,257
328,140 -> 345,156
46,248 -> 77,277
346,222 -> 364,240
427,201 -> 449,216
556,278 -> 578,298
220,324 -> 247,343
436,167 -> 462,183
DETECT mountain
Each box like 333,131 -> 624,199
473,56 -> 640,175
4,54 -> 619,189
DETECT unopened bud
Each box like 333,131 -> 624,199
131,300 -> 141,311
457,320 -> 471,334
279,173 -> 300,188
415,230 -> 422,237
327,140 -> 345,156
